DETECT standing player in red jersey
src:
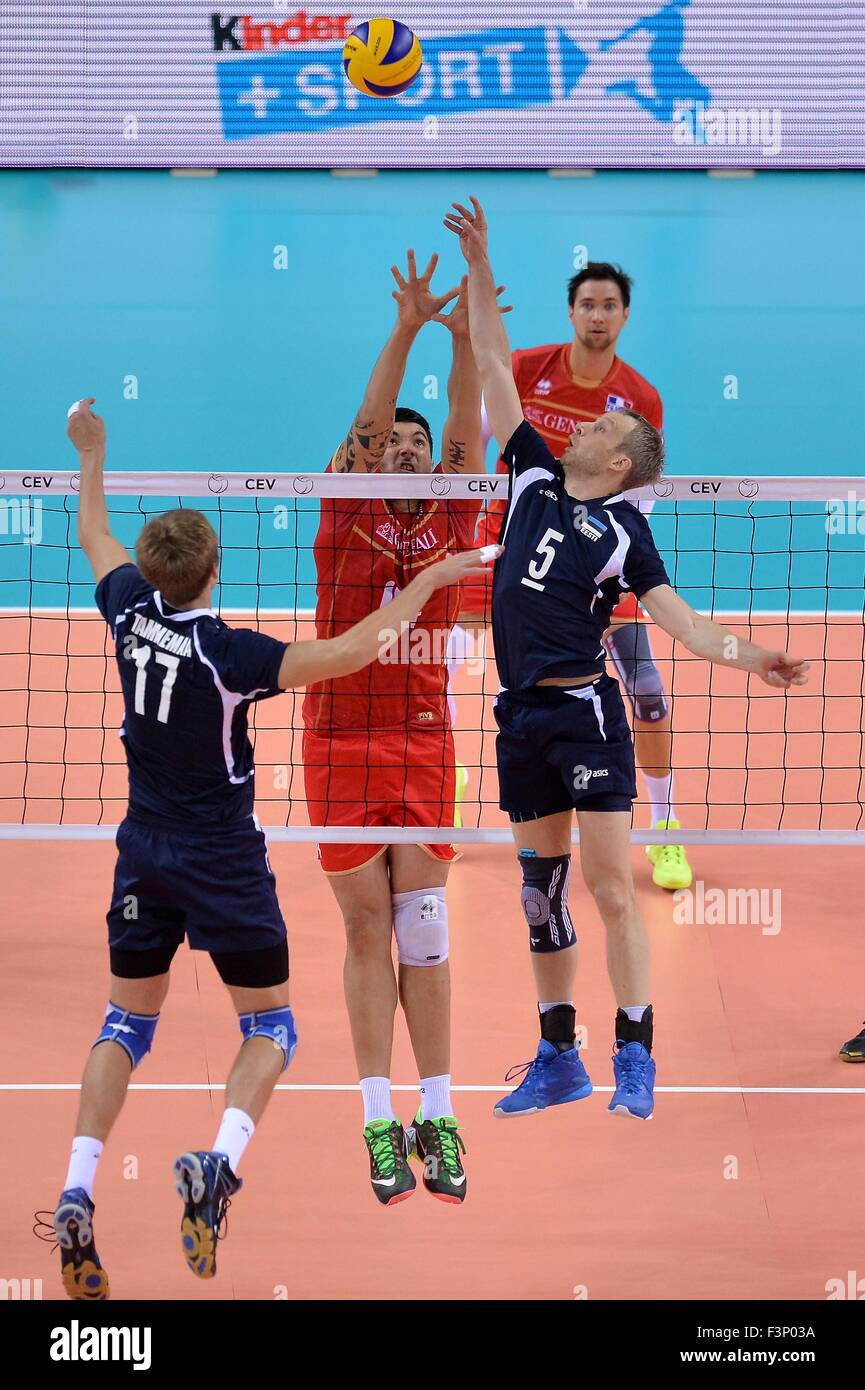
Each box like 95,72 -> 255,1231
302,252 -> 502,1206
457,262 -> 692,892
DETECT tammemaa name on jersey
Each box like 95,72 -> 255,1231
95,564 -> 288,826
492,422 -> 670,689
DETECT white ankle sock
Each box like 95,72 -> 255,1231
420,1073 -> 452,1121
360,1076 -> 395,1126
64,1137 -> 104,1199
623,1005 -> 649,1023
644,772 -> 675,824
539,1000 -> 574,1013
213,1107 -> 255,1173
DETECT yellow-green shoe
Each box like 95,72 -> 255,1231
453,761 -> 469,830
645,818 -> 693,891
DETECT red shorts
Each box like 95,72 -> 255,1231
302,727 -> 460,876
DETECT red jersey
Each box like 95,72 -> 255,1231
303,461 -> 481,733
491,345 -> 663,517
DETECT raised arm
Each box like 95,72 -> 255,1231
433,275 -> 511,474
443,198 -> 524,455
640,584 -> 810,690
332,251 -> 459,473
67,399 -> 131,583
277,546 -> 500,688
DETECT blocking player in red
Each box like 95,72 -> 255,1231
457,261 -> 692,891
303,253 -> 503,1205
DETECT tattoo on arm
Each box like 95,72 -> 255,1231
335,415 -> 393,473
446,439 -> 467,472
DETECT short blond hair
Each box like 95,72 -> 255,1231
618,410 -> 665,488
136,509 -> 218,607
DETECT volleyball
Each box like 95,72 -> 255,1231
342,19 -> 423,98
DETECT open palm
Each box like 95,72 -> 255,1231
391,250 -> 459,330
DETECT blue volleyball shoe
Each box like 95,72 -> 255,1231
494,1038 -> 593,1117
38,1188 -> 110,1300
608,1041 -> 656,1120
173,1151 -> 242,1279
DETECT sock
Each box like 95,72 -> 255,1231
213,1107 -> 255,1174
615,1005 -> 654,1053
360,1076 -> 395,1126
539,1002 -> 576,1053
64,1137 -> 104,1200
420,1073 -> 452,1122
645,772 -> 676,825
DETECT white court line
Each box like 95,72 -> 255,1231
2,1084 -> 865,1095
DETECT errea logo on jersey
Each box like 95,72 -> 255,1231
535,379 -> 553,396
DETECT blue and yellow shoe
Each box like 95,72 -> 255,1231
645,818 -> 692,891
173,1150 -> 241,1279
41,1188 -> 110,1300
494,1039 -> 593,1118
609,1042 -> 656,1120
840,1023 -> 865,1061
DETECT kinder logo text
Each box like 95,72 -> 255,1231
211,12 -> 353,51
50,1320 -> 152,1370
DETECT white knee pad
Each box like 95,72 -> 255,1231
392,888 -> 449,967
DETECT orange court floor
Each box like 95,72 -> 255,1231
1,837 -> 864,1302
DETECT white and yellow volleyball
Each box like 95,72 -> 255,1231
342,19 -> 423,98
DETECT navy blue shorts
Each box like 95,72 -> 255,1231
494,675 -> 637,821
107,813 -> 287,961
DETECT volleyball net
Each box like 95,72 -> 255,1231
1,469 -> 864,844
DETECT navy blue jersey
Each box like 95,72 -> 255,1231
492,422 -> 670,689
96,564 -> 288,827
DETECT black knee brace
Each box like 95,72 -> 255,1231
519,851 -> 576,953
605,622 -> 668,724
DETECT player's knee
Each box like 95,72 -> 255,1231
239,1005 -> 297,1073
392,888 -> 448,967
589,877 -> 635,926
519,851 -> 576,953
343,907 -> 394,961
93,1002 -> 159,1071
631,665 -> 668,724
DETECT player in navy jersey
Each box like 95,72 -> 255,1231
43,400 -> 492,1300
445,199 -> 809,1120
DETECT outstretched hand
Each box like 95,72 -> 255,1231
66,398 -> 106,454
754,649 -> 810,689
432,274 -> 511,336
443,197 -> 489,264
391,249 -> 459,330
